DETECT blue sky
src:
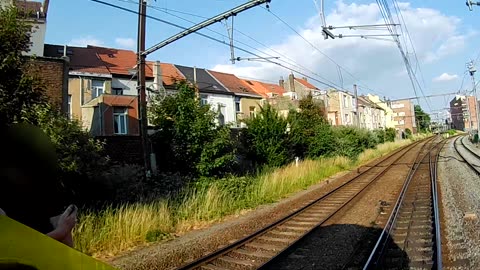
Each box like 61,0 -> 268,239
46,0 -> 480,120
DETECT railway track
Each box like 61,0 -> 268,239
178,139 -> 431,270
363,137 -> 444,270
453,136 -> 480,175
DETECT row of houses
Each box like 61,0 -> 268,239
12,0 -> 418,137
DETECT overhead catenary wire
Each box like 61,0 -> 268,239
111,0 -> 347,91
376,0 -> 432,112
262,6 -> 384,95
91,0 -> 342,89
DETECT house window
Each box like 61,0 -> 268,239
200,94 -> 208,106
113,107 -> 128,135
343,95 -> 349,108
249,106 -> 256,118
398,111 -> 406,116
235,97 -> 241,112
345,114 -> 350,123
67,95 -> 72,119
92,80 -> 104,98
112,87 -> 123,95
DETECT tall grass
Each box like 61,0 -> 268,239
73,139 -> 412,258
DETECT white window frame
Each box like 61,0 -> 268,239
113,107 -> 128,135
92,80 -> 104,98
200,94 -> 208,106
235,97 -> 241,113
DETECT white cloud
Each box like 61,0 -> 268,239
433,73 -> 458,82
68,36 -> 104,47
115,38 -> 136,49
211,1 -> 468,100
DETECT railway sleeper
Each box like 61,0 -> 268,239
267,230 -> 302,238
244,242 -> 281,252
276,225 -> 309,233
215,255 -> 257,270
229,248 -> 276,261
257,235 -> 292,245
407,259 -> 434,269
200,263 -> 230,270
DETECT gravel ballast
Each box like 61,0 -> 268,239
438,137 -> 480,269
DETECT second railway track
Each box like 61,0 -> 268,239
453,136 -> 480,175
364,136 -> 445,270
178,138 -> 434,270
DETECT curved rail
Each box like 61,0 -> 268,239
453,136 -> 480,175
363,137 -> 443,270
178,139 -> 429,270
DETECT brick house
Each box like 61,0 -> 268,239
391,99 -> 417,134
450,95 -> 479,132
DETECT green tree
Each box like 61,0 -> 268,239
288,94 -> 334,158
0,6 -> 46,126
149,82 -> 235,179
243,104 -> 292,168
385,127 -> 396,142
414,104 -> 431,133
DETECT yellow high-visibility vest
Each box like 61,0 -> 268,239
0,215 -> 116,270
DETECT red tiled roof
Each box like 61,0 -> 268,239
295,78 -> 319,90
241,79 -> 285,98
147,62 -> 185,87
88,46 -> 147,77
208,70 -> 261,97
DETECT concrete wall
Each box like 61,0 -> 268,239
202,93 -> 236,124
28,22 -> 46,56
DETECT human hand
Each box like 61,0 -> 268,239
56,204 -> 78,235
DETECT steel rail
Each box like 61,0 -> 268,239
363,136 -> 440,269
431,139 -> 445,269
453,136 -> 480,175
178,138 -> 429,270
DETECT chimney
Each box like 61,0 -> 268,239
302,77 -> 307,81
279,76 -> 284,87
289,73 -> 296,92
153,61 -> 162,92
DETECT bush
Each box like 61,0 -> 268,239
385,127 -> 396,142
333,127 -> 377,159
243,104 -> 292,168
373,129 -> 386,144
149,82 -> 236,179
404,128 -> 412,139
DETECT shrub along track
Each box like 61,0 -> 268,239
177,138 -> 433,270
363,136 -> 445,269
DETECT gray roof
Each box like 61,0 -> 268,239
174,65 -> 231,94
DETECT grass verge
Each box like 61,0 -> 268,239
74,139 -> 413,258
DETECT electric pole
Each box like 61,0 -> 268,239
135,0 -> 270,177
354,84 -> 360,128
137,0 -> 151,176
468,61 -> 480,135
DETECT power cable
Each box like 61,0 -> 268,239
91,0 -> 341,89
110,0 -> 345,90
